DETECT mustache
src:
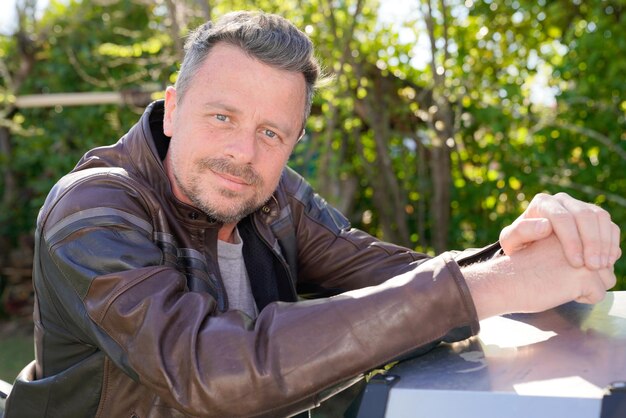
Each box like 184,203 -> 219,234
197,158 -> 263,186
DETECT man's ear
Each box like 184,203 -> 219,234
163,86 -> 177,137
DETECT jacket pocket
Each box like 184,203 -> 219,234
4,354 -> 103,418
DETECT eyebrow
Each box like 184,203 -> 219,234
203,101 -> 240,115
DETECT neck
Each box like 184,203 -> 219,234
218,223 -> 238,243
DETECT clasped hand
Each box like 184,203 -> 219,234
500,192 -> 621,269
499,192 -> 621,304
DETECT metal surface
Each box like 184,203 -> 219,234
349,374 -> 400,418
384,291 -> 626,418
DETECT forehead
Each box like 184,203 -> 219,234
184,43 -> 306,131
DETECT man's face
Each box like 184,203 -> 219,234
163,43 -> 306,225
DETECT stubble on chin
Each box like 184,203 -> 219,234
175,158 -> 269,224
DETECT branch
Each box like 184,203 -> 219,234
421,0 -> 442,87
195,0 -> 211,21
0,116 -> 43,136
439,0 -> 449,64
0,59 -> 13,91
555,121 -> 626,162
164,0 -> 185,61
316,0 -> 365,199
66,48 -> 109,88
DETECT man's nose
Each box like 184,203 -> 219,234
224,128 -> 257,164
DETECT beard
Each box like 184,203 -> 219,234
174,157 -> 269,224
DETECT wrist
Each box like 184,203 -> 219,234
461,254 -> 516,320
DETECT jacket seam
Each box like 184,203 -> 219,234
289,194 -> 400,256
45,245 -> 93,335
290,193 -> 419,259
94,357 -> 111,418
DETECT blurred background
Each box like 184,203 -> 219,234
0,0 -> 624,397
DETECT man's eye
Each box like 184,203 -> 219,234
215,114 -> 229,122
263,129 -> 277,139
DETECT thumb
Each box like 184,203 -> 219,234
500,218 -> 552,255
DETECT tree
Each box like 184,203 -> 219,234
0,0 -> 624,298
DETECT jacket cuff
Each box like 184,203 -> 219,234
440,251 -> 481,339
453,241 -> 503,266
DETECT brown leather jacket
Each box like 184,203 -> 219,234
5,101 -> 497,417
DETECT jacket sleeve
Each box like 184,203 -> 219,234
283,167 -> 500,295
36,175 -> 482,418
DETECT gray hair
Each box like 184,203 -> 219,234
175,11 -> 321,125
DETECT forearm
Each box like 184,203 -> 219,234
462,234 -> 616,320
462,253 -> 523,320
90,254 -> 478,417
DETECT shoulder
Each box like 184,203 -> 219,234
276,166 -> 350,233
38,167 -> 154,239
277,166 -> 310,203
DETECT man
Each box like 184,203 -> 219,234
4,11 -> 621,418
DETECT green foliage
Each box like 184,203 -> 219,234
0,0 -> 624,287
455,0 -> 626,285
0,328 -> 33,382
0,0 -> 176,244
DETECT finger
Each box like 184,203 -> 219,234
522,193 -> 551,219
499,218 -> 552,255
575,270 -> 610,304
609,222 -> 622,265
575,288 -> 606,305
555,194 -> 604,269
597,210 -> 612,267
598,266 -> 617,291
537,194 -> 584,267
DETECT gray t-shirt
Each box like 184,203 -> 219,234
217,228 -> 258,319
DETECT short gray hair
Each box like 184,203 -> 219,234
175,11 -> 321,125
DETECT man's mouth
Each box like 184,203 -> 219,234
197,158 -> 263,188
212,169 -> 251,186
